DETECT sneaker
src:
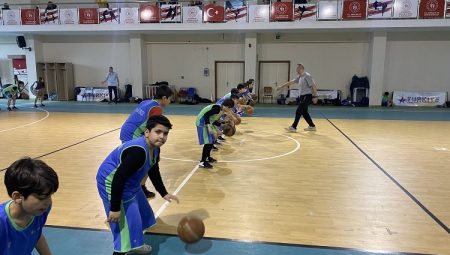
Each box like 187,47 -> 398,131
40,104 -> 45,107
141,186 -> 155,198
212,145 -> 219,151
218,136 -> 225,141
126,244 -> 152,254
12,106 -> 18,110
199,161 -> 213,169
7,107 -> 12,111
34,104 -> 38,108
285,126 -> 297,133
304,126 -> 317,131
207,157 -> 217,163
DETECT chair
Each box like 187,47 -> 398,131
262,86 -> 273,103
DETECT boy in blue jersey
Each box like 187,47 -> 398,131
196,99 -> 235,169
0,157 -> 59,255
97,115 -> 179,255
120,85 -> 173,143
215,91 -> 240,143
243,81 -> 256,106
120,85 -> 173,199
216,88 -> 239,106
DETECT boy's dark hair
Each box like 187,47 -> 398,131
230,94 -> 239,100
222,98 -> 235,108
5,157 -> 59,199
230,88 -> 239,95
236,84 -> 245,90
146,115 -> 173,131
384,92 -> 389,96
155,85 -> 173,99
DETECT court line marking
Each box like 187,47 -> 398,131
43,225 -> 426,255
0,128 -> 121,172
320,112 -> 450,235
155,131 -> 300,217
0,107 -> 50,133
161,130 -> 301,163
154,164 -> 200,218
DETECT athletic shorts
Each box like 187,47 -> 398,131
101,190 -> 156,253
197,126 -> 215,145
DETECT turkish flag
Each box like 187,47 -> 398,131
271,1 -> 294,21
140,4 -> 160,23
21,9 -> 40,25
79,8 -> 99,24
203,4 -> 225,22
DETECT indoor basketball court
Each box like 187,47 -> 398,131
0,102 -> 448,255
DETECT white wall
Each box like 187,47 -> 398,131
259,42 -> 370,98
42,41 -> 131,88
2,31 -> 450,102
385,33 -> 450,94
147,43 -> 245,99
0,44 -> 23,85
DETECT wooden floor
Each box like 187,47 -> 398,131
0,110 -> 449,254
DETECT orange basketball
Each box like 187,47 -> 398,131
221,123 -> 235,137
177,216 -> 205,244
238,98 -> 245,105
234,116 -> 241,125
245,106 -> 254,115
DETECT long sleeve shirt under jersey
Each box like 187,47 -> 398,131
110,146 -> 167,211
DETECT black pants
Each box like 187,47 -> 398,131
292,94 -> 315,129
201,144 -> 213,162
108,86 -> 118,103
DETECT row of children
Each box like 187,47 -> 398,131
197,81 -> 257,169
0,82 -> 258,254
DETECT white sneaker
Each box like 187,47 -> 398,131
126,244 -> 152,254
285,126 -> 297,133
304,126 -> 317,131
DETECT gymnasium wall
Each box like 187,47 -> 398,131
2,31 -> 450,101
258,32 -> 371,99
147,43 -> 245,99
42,39 -> 132,88
385,32 -> 450,94
0,43 -> 23,85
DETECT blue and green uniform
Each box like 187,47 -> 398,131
195,104 -> 221,145
120,100 -> 162,143
0,201 -> 50,255
2,84 -> 19,99
216,92 -> 231,106
96,137 -> 160,253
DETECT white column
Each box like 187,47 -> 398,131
129,34 -> 148,99
368,31 -> 387,106
244,32 -> 257,83
25,35 -> 43,98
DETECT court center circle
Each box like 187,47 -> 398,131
161,129 -> 300,163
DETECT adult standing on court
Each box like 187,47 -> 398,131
102,66 -> 119,104
277,63 -> 318,132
